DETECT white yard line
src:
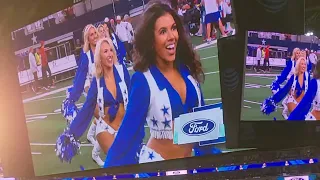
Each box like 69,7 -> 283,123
28,95 -> 66,103
30,143 -> 93,147
204,98 -> 221,101
194,40 -> 217,50
25,112 -> 61,118
244,99 -> 283,109
201,55 -> 218,60
26,116 -> 47,120
205,71 -> 219,75
243,105 -> 251,108
246,75 -> 276,80
32,152 -> 42,155
246,73 -> 279,77
23,85 -> 72,103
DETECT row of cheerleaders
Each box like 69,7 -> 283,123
55,3 -> 222,169
261,48 -> 320,120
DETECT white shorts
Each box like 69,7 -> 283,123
305,112 -> 317,121
96,118 -> 118,136
139,145 -> 164,164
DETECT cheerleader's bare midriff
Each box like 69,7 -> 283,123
103,103 -> 125,131
147,138 -> 193,160
288,91 -> 305,113
147,120 -> 193,160
310,111 -> 320,120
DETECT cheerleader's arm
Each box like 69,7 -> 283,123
271,60 -> 291,90
69,53 -> 89,102
123,64 -> 131,93
261,75 -> 294,115
104,72 -> 150,168
69,78 -> 98,139
273,75 -> 294,103
56,78 -> 98,163
287,79 -> 317,120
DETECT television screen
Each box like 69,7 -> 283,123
12,0 -> 236,176
242,31 -> 319,121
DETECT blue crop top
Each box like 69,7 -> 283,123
69,65 -> 131,139
103,64 -> 205,168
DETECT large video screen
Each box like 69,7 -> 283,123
242,31 -> 320,121
13,0 -> 236,176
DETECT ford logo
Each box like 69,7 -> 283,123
182,119 -> 216,136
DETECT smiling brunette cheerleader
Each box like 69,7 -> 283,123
103,2 -> 221,168
56,38 -> 130,164
261,57 -> 310,118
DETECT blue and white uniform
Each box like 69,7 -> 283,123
288,78 -> 320,120
56,64 -> 130,162
307,56 -> 313,74
111,33 -> 127,65
261,72 -> 310,115
62,49 -> 95,123
103,64 -> 219,168
270,58 -> 296,93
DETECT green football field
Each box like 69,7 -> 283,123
241,68 -> 286,121
22,37 -> 248,176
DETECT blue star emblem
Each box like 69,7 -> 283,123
161,105 -> 169,116
99,106 -> 102,111
124,90 -> 127,94
105,125 -> 109,130
98,98 -> 102,103
99,120 -> 103,124
151,117 -> 158,127
125,98 -> 128,103
162,118 -> 171,129
148,151 -> 155,160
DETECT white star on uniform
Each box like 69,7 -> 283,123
31,33 -> 37,44
262,39 -> 266,45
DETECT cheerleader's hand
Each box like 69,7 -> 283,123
270,81 -> 280,91
272,89 -> 278,95
61,98 -> 79,125
55,128 -> 81,163
261,97 -> 277,115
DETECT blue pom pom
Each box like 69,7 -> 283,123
61,98 -> 79,125
261,97 -> 277,115
55,129 -> 80,163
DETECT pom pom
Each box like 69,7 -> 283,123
61,98 -> 79,125
55,128 -> 80,163
261,97 -> 277,115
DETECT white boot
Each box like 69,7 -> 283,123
92,142 -> 104,167
282,99 -> 289,119
87,122 -> 97,145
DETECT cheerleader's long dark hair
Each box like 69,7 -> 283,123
133,2 -> 205,83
